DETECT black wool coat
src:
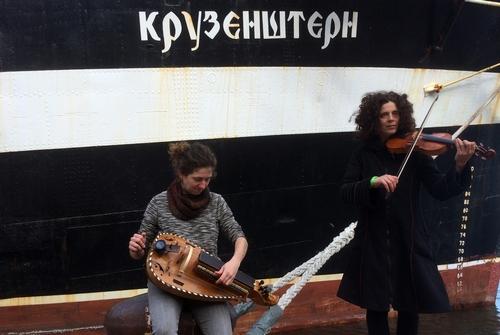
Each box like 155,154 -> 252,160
337,140 -> 470,313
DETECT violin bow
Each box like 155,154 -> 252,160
396,94 -> 440,179
451,86 -> 499,140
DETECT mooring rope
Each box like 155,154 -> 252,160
423,62 -> 500,94
245,221 -> 357,335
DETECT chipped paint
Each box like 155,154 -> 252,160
0,67 -> 498,153
1,257 -> 498,308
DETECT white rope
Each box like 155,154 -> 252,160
465,0 -> 500,7
452,86 -> 499,140
271,221 -> 357,309
245,221 -> 357,335
423,62 -> 500,94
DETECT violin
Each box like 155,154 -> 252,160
386,132 -> 496,160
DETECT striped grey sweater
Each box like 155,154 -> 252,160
138,191 -> 245,255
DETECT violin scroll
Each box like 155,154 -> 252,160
475,143 -> 496,160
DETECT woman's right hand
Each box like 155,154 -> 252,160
372,174 -> 399,193
129,232 -> 146,259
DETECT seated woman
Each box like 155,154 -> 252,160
128,141 -> 248,335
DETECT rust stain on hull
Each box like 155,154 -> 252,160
1,261 -> 498,334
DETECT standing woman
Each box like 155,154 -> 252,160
337,91 -> 476,335
128,142 -> 248,335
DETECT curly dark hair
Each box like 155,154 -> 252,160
168,141 -> 217,176
352,91 -> 416,141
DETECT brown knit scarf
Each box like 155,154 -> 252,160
167,180 -> 210,221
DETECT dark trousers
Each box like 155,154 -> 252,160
366,310 -> 419,335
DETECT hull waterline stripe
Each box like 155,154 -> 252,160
1,257 -> 498,308
6,326 -> 104,335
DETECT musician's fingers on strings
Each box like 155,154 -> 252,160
220,276 -> 234,286
223,271 -> 235,285
214,267 -> 223,284
215,266 -> 235,285
455,138 -> 464,153
464,140 -> 476,155
456,138 -> 472,154
455,138 -> 476,159
215,267 -> 225,284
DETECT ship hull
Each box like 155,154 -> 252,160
0,0 -> 499,333
1,258 -> 498,333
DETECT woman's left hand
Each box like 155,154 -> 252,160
454,138 -> 476,172
215,259 -> 240,285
